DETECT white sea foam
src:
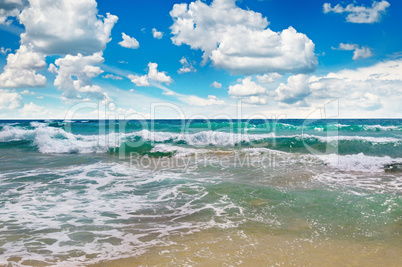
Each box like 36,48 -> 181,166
0,124 -> 125,153
301,134 -> 401,143
362,124 -> 400,131
0,162 -> 244,266
0,123 -> 400,155
316,153 -> 402,173
313,171 -> 402,195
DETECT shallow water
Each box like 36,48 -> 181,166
0,119 -> 401,266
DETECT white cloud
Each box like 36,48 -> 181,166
0,47 -> 11,55
152,28 -> 163,39
277,59 -> 402,111
0,45 -> 47,87
228,77 -> 266,96
18,102 -> 49,117
256,73 -> 282,84
0,0 -> 27,25
128,74 -> 149,87
162,90 -> 176,96
180,95 -> 225,106
346,92 -> 382,110
0,89 -> 23,109
0,0 -> 118,94
102,74 -> 123,80
323,1 -> 390,23
353,47 -> 374,60
51,52 -> 106,99
178,57 -> 196,74
211,81 -> 222,88
118,32 -> 139,49
336,43 -> 373,60
170,0 -> 317,75
18,0 -> 118,55
128,62 -> 173,87
275,74 -> 311,105
21,89 -> 34,95
242,96 -> 267,105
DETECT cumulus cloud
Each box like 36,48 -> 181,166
18,0 -> 118,55
0,89 -> 23,109
228,77 -> 266,96
0,45 -> 47,87
180,95 -> 225,106
128,62 -> 173,87
211,81 -> 222,88
170,0 -> 317,75
242,96 -> 267,105
19,102 -> 49,117
256,73 -> 282,84
352,47 -> 374,60
178,57 -> 196,74
0,0 -> 28,25
277,59 -> 402,111
50,52 -> 106,99
275,74 -> 311,105
118,32 -> 139,49
336,43 -> 373,60
0,0 -> 118,95
152,28 -> 163,39
323,1 -> 390,23
346,92 -> 382,110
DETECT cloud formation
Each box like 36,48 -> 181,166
275,59 -> 402,110
49,52 -> 106,99
323,1 -> 390,23
0,0 -> 28,25
128,62 -> 173,87
275,74 -> 310,105
18,0 -> 118,55
336,43 -> 374,60
0,45 -> 47,87
180,95 -> 225,106
152,28 -> 163,39
19,101 -> 49,117
256,73 -> 282,84
118,32 -> 139,49
0,89 -> 23,109
170,0 -> 317,75
229,77 -> 266,96
102,74 -> 123,80
242,96 -> 267,105
0,0 -> 118,102
211,81 -> 222,89
178,57 -> 196,74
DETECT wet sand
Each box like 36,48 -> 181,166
90,228 -> 402,266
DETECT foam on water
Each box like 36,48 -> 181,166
0,123 -> 400,155
0,162 -> 244,266
316,153 -> 402,173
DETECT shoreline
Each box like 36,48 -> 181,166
89,228 -> 401,266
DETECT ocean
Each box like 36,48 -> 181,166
0,119 -> 401,266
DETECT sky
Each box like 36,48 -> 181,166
0,0 -> 401,119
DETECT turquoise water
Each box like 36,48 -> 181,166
0,119 -> 401,265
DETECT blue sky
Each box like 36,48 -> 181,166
0,0 -> 401,119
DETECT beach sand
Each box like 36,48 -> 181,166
90,228 -> 401,266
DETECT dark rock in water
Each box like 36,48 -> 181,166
384,163 -> 402,172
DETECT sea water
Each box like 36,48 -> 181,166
0,119 -> 401,266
